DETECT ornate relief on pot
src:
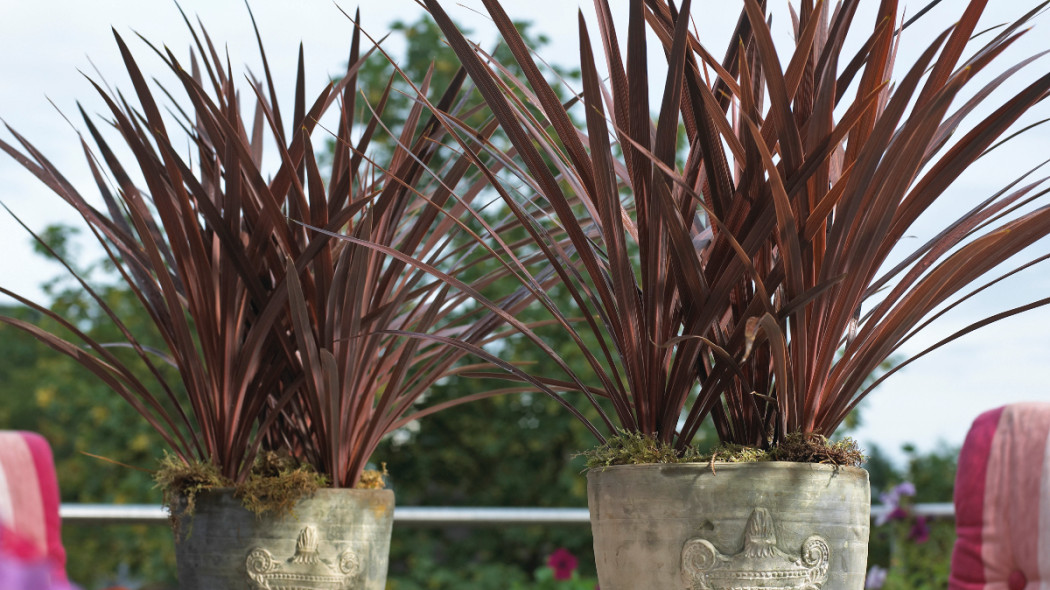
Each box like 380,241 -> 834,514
681,507 -> 830,590
245,525 -> 361,589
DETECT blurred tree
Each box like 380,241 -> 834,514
353,15 -> 605,589
0,226 -> 176,589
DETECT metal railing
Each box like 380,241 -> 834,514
59,503 -> 955,527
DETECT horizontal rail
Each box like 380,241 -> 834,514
889,502 -> 955,519
383,507 -> 592,527
59,503 -> 955,527
60,504 -> 168,526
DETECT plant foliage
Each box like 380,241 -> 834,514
406,0 -> 1050,455
0,6 -> 524,488
667,0 -> 1050,448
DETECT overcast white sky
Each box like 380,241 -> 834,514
1,0 -> 1049,469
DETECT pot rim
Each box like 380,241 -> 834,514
195,486 -> 394,496
585,461 -> 867,476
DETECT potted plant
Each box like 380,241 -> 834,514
0,7 -> 527,589
383,0 -> 1050,588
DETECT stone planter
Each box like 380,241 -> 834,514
587,462 -> 870,589
172,488 -> 394,590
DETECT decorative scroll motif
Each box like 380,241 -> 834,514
246,525 -> 360,589
681,508 -> 830,590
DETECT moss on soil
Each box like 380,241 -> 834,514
584,431 -> 865,470
234,452 -> 328,517
155,452 -> 393,527
155,452 -> 330,526
356,463 -> 388,490
767,432 -> 865,465
581,430 -> 702,468
154,453 -> 226,525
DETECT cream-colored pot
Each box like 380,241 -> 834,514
587,462 -> 870,589
173,488 -> 394,590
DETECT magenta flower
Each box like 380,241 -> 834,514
875,505 -> 910,526
875,481 -> 917,525
908,516 -> 930,544
877,481 -> 916,510
547,548 -> 578,581
887,507 -> 909,522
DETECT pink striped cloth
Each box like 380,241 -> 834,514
0,431 -> 68,583
949,403 -> 1050,590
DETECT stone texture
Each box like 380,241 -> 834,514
587,462 -> 870,589
173,488 -> 394,590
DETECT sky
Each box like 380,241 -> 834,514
1,0 -> 1049,469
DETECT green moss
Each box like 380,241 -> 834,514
356,463 -> 388,490
154,452 -> 328,525
153,452 -> 227,525
698,443 -> 772,463
234,452 -> 328,517
769,433 -> 866,466
582,430 -> 701,469
583,431 -> 865,469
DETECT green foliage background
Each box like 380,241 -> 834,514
0,232 -> 176,589
866,444 -> 959,590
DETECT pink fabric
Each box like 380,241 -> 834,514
949,403 -> 1050,590
0,432 -> 67,582
0,523 -> 42,561
0,434 -> 48,553
22,433 -> 66,581
950,406 -> 1003,590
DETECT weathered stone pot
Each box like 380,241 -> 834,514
173,488 -> 394,590
587,462 -> 870,590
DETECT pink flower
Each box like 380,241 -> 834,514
887,507 -> 909,522
547,548 -> 578,581
908,516 -> 930,544
875,506 -> 910,526
877,481 -> 916,514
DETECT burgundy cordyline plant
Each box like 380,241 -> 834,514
668,0 -> 1050,448
0,7 -> 527,489
393,0 -> 1050,457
